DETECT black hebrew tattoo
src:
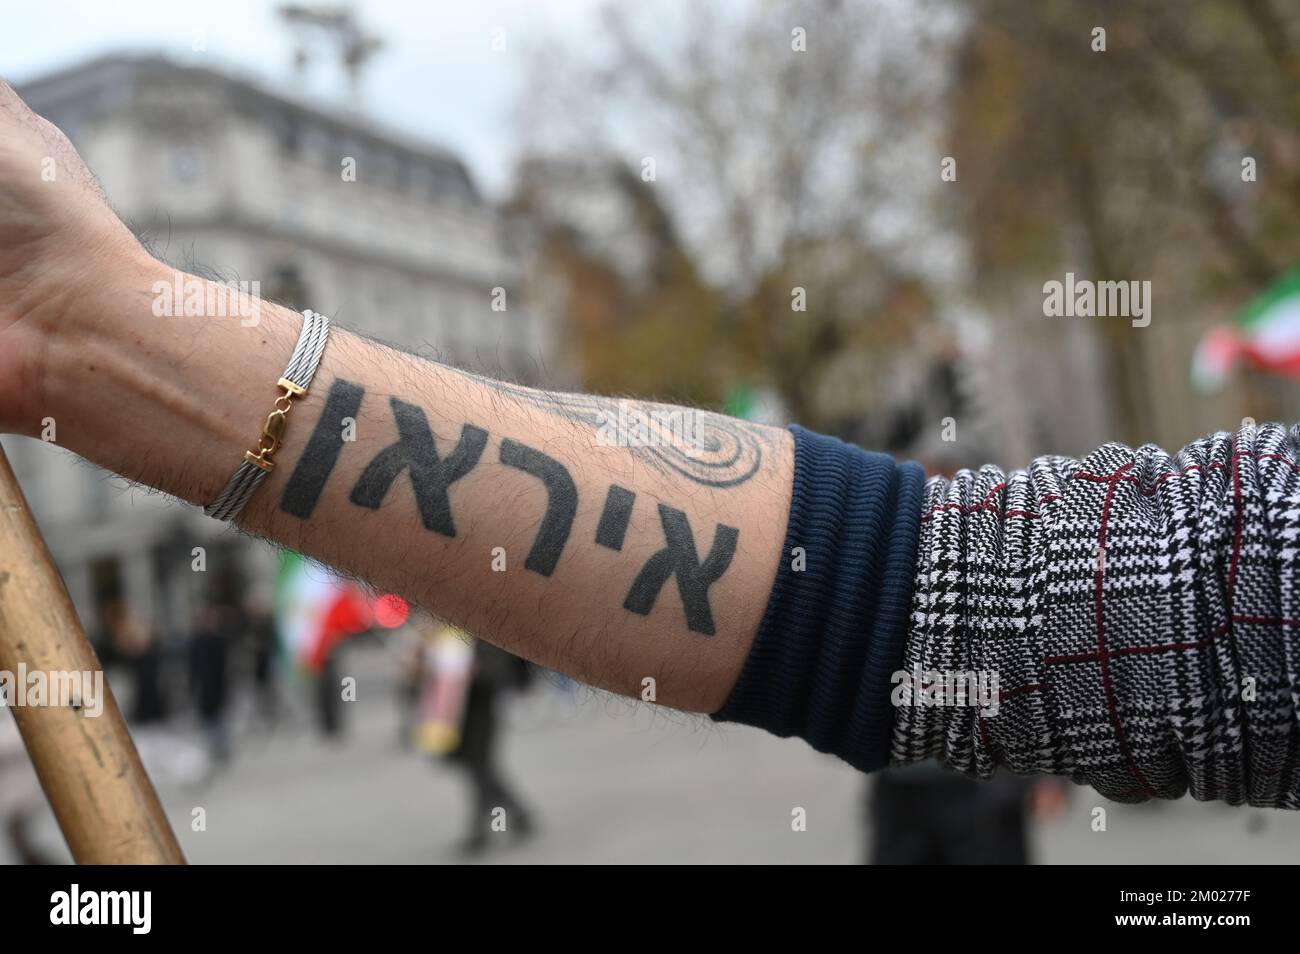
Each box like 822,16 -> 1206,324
348,397 -> 487,537
445,369 -> 770,488
280,379 -> 366,519
280,377 -> 744,637
595,485 -> 636,551
499,438 -> 578,576
624,504 -> 739,636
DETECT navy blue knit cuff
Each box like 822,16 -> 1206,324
711,425 -> 925,773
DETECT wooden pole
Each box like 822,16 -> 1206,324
0,445 -> 184,864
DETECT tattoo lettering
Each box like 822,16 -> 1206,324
594,485 -> 636,551
280,376 -> 746,636
499,438 -> 578,576
349,397 -> 487,537
280,379 -> 366,519
624,504 -> 739,636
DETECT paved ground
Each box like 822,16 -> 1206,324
8,649 -> 1300,864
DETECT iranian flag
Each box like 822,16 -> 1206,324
1194,270 -> 1300,390
274,551 -> 408,673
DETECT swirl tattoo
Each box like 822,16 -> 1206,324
453,372 -> 770,488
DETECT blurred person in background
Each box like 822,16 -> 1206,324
189,596 -> 238,769
97,601 -> 213,792
867,765 -> 1068,865
313,644 -> 345,738
290,574 -> 374,741
393,620 -> 427,749
411,613 -> 536,856
242,591 -> 282,732
98,598 -> 169,726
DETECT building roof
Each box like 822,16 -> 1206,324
17,53 -> 480,201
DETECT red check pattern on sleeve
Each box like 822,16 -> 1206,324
891,420 -> 1300,808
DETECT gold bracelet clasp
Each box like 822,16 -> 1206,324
243,378 -> 309,473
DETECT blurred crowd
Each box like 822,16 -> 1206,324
2,564 -> 1076,865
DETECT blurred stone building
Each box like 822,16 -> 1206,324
1,54 -> 563,641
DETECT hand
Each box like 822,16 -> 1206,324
0,79 -> 146,435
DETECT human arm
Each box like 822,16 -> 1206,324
13,256 -> 802,713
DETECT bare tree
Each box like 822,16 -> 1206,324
513,0 -> 964,436
950,0 -> 1300,443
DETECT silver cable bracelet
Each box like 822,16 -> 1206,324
204,309 -> 331,522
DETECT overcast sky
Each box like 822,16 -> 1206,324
1,0 -> 608,196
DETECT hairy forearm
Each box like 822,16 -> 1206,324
36,255 -> 793,711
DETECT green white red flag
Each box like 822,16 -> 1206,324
1194,270 -> 1300,390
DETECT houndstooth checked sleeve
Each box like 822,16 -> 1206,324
890,420 -> 1300,808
